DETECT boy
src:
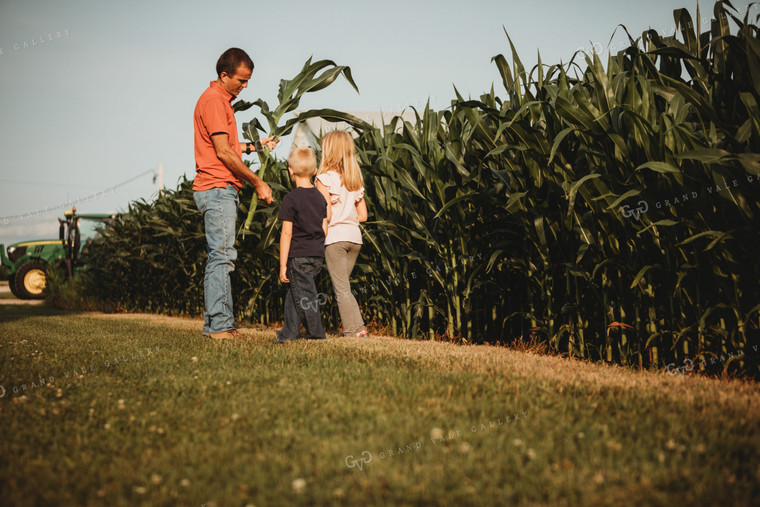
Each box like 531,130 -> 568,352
276,147 -> 329,343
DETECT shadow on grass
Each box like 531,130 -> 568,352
0,302 -> 79,324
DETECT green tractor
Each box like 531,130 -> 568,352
0,209 -> 114,299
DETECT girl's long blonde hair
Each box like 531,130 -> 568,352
317,130 -> 364,192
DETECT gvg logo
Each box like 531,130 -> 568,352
666,347 -> 751,376
620,200 -> 648,221
299,289 -> 358,311
299,293 -> 328,312
345,451 -> 372,471
666,358 -> 695,376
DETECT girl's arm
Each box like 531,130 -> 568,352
356,198 -> 367,223
316,180 -> 332,223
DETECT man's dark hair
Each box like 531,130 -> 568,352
216,48 -> 254,77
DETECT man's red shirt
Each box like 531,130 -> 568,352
193,81 -> 244,191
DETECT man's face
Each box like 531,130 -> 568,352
220,64 -> 252,97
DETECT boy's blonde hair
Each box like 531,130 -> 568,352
288,146 -> 317,177
317,130 -> 364,192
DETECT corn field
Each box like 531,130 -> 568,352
81,2 -> 760,376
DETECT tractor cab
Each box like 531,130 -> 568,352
59,208 -> 114,278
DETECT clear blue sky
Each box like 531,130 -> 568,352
0,0 -> 753,245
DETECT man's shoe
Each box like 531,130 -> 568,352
208,330 -> 237,340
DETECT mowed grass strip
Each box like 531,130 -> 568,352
1,304 -> 759,506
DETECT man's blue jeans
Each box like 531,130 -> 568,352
278,257 -> 326,341
194,185 -> 238,335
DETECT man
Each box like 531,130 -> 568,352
193,47 -> 277,340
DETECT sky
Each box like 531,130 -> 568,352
0,0 -> 754,246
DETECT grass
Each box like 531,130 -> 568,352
1,303 -> 759,506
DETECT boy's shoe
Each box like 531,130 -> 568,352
275,332 -> 296,344
356,330 -> 369,338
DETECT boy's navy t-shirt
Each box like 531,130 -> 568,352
278,186 -> 327,258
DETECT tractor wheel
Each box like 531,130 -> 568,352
8,273 -> 21,298
14,262 -> 48,300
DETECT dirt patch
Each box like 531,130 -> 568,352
0,282 -> 44,305
78,311 -> 760,414
86,311 -> 205,331
0,299 -> 44,306
87,312 -> 287,336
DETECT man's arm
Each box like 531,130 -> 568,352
211,133 -> 273,204
279,220 -> 292,283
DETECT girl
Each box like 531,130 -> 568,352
316,130 -> 369,338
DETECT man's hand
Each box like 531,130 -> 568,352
279,265 -> 289,283
260,136 -> 279,151
243,136 -> 279,153
254,179 -> 273,204
212,133 -> 275,203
